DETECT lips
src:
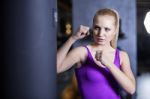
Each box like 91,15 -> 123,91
97,38 -> 105,41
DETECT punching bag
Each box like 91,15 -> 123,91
1,0 -> 57,99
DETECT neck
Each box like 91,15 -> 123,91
92,42 -> 113,51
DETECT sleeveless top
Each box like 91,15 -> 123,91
75,46 -> 121,99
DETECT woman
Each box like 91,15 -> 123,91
57,8 -> 136,99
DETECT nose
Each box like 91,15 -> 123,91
97,29 -> 104,36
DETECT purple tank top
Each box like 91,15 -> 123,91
75,46 -> 121,99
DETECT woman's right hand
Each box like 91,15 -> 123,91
71,25 -> 90,41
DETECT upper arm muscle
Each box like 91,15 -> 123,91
58,46 -> 85,73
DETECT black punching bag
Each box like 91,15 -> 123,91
1,0 -> 57,99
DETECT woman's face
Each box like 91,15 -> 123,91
93,15 -> 116,46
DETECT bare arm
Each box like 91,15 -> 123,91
57,25 -> 90,73
107,51 -> 136,94
57,36 -> 76,73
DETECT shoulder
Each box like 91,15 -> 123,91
71,46 -> 87,54
70,46 -> 88,58
119,50 -> 130,65
120,50 -> 128,57
120,50 -> 129,59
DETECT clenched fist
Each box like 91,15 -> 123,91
95,50 -> 115,68
71,25 -> 90,41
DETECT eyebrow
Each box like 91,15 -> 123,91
94,25 -> 111,29
93,25 -> 100,28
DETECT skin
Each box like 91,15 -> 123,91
57,15 -> 136,95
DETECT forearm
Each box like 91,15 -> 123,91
108,64 -> 135,94
57,36 -> 77,69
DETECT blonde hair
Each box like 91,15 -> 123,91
93,8 -> 120,49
